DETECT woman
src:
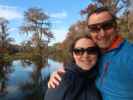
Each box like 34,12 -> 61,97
45,35 -> 102,100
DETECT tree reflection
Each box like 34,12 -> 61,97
20,56 -> 49,100
0,64 -> 7,96
0,59 -> 13,96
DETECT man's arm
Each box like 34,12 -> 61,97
45,70 -> 73,100
48,67 -> 66,88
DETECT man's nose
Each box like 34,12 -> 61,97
99,28 -> 105,36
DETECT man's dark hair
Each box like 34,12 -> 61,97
87,6 -> 117,23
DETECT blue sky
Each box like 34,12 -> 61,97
0,0 -> 92,45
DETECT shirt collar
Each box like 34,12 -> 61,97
103,35 -> 124,53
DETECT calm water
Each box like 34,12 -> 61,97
0,59 -> 62,100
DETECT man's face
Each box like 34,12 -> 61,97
87,11 -> 117,49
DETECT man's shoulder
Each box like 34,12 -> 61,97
122,39 -> 133,50
118,39 -> 133,58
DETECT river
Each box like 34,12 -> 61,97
0,59 -> 62,100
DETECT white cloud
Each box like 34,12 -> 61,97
50,11 -> 67,19
0,5 -> 23,20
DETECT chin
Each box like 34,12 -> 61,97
98,43 -> 110,49
83,64 -> 92,70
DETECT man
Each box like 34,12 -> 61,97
48,7 -> 133,100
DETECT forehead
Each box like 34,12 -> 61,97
88,11 -> 113,25
75,38 -> 95,48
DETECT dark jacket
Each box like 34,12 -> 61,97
45,63 -> 102,100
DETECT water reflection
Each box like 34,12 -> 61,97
0,61 -> 13,97
0,59 -> 61,100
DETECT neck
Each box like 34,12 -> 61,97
101,35 -> 123,53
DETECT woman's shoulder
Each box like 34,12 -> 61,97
61,69 -> 77,83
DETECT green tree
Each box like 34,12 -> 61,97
20,7 -> 54,65
0,17 -> 14,48
20,7 -> 53,48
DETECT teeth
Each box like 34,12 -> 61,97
83,60 -> 91,63
83,60 -> 90,62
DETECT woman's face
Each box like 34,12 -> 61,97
73,38 -> 98,70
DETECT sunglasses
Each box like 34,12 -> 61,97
73,47 -> 99,56
88,19 -> 115,33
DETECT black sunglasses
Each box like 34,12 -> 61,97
73,47 -> 99,56
88,19 -> 115,33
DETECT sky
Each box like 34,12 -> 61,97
0,0 -> 92,45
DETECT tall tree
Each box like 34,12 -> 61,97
20,7 -> 54,67
20,7 -> 53,48
0,17 -> 14,48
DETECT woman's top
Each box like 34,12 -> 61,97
45,62 -> 102,100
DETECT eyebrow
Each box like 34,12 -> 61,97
88,18 -> 114,26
